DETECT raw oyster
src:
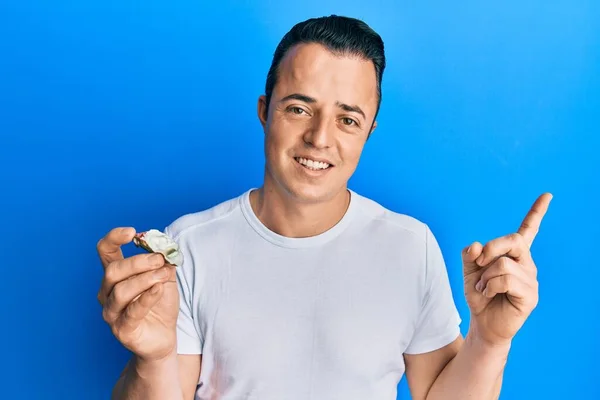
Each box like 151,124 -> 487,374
133,229 -> 183,266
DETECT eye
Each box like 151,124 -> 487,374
288,106 -> 306,115
341,117 -> 357,126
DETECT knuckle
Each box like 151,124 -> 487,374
111,323 -> 122,339
112,283 -> 126,305
513,232 -> 524,244
528,289 -> 539,309
514,232 -> 529,249
498,257 -> 510,273
104,263 -> 119,284
102,307 -> 112,324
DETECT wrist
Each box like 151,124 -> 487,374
133,350 -> 178,380
465,328 -> 512,363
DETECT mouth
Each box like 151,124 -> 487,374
294,157 -> 333,171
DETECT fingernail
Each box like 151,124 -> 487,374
466,246 -> 471,254
476,280 -> 483,292
154,268 -> 167,279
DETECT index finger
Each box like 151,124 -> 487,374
517,192 -> 553,247
96,227 -> 136,269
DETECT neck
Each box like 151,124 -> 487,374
249,177 -> 350,238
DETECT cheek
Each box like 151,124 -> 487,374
264,126 -> 293,163
266,119 -> 303,152
338,138 -> 366,166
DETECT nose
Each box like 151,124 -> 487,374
303,114 -> 334,149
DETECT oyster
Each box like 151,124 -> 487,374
133,229 -> 183,266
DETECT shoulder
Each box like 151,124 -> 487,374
350,191 -> 448,298
351,190 -> 431,243
164,190 -> 248,240
350,190 -> 446,270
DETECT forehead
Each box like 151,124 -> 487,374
275,43 -> 378,114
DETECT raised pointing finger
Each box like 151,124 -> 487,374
518,193 -> 553,247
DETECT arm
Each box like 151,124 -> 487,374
405,194 -> 550,400
405,334 -> 507,400
112,353 -> 201,400
426,333 -> 507,400
97,227 -> 205,400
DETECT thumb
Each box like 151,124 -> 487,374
462,241 -> 484,277
97,227 -> 136,269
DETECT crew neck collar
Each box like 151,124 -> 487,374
240,188 -> 358,249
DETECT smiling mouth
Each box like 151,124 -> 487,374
294,157 -> 333,171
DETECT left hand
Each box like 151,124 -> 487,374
462,193 -> 553,346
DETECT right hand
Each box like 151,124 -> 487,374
97,227 -> 180,362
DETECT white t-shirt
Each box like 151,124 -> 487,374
165,188 -> 462,400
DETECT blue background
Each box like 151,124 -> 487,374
1,1 -> 598,399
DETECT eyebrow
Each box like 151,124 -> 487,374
279,93 -> 366,120
280,93 -> 316,104
336,102 -> 365,120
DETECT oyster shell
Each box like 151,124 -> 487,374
133,229 -> 183,266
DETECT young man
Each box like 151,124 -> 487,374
96,15 -> 552,400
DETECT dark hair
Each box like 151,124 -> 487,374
264,15 -> 386,122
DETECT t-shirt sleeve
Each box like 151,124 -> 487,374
164,225 -> 203,355
404,224 -> 462,354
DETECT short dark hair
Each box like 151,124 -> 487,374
264,15 -> 386,122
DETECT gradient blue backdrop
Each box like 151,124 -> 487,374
1,1 -> 598,399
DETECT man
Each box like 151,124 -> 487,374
97,15 -> 552,400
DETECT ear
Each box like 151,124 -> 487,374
257,95 -> 268,130
367,120 -> 377,140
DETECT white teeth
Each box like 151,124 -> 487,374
296,157 -> 330,170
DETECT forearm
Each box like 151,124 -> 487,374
426,332 -> 509,400
112,352 -> 184,400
